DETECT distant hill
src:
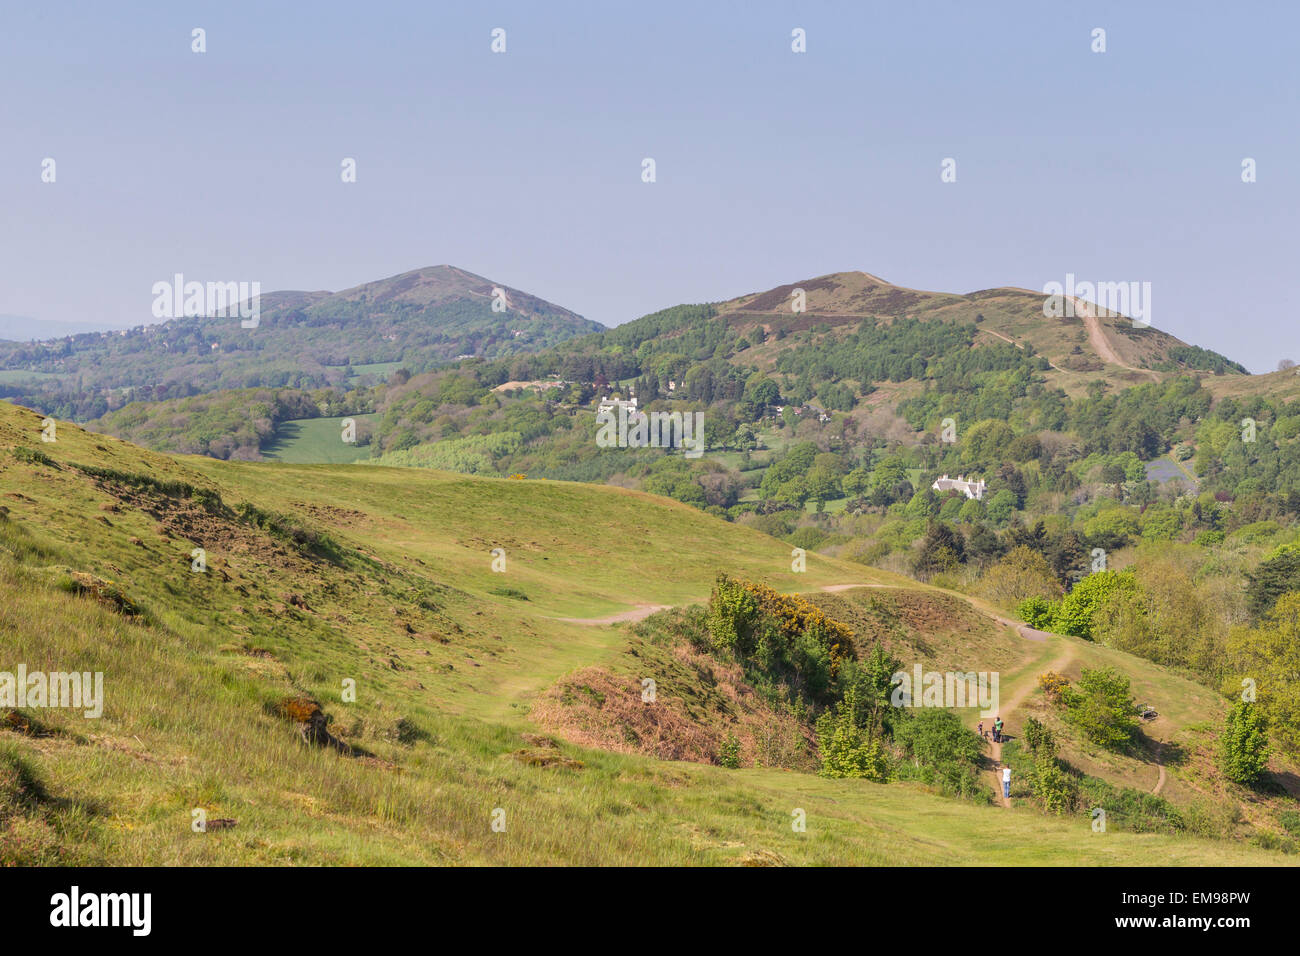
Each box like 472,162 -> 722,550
713,271 -> 1247,388
0,266 -> 601,420
0,314 -> 119,342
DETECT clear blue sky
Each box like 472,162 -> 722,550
2,1 -> 1295,371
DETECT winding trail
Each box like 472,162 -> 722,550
976,327 -> 1066,372
1071,297 -> 1159,381
986,644 -> 1077,806
557,580 -> 1086,807
557,604 -> 671,625
1151,730 -> 1168,795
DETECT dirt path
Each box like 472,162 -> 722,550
990,615 -> 1051,643
1150,729 -> 1168,795
976,327 -> 1065,372
557,604 -> 671,625
988,644 -> 1077,807
560,581 -> 1079,807
1072,297 -> 1159,381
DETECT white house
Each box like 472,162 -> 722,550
932,474 -> 986,500
597,395 -> 637,415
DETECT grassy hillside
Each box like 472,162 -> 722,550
0,400 -> 1294,865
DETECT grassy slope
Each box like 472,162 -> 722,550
0,400 -> 1288,865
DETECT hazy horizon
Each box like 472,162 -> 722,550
3,1 -> 1296,371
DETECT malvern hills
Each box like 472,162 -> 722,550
0,266 -> 601,420
3,265 -> 1300,866
0,266 -> 1258,425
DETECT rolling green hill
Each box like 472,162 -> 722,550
0,400 -> 1293,865
0,266 -> 601,421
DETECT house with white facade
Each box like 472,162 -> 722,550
932,474 -> 986,500
597,395 -> 637,415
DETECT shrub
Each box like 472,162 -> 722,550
1051,570 -> 1138,640
814,688 -> 889,780
718,733 -> 742,769
892,709 -> 986,799
1078,777 -> 1185,833
1220,701 -> 1271,785
1033,755 -> 1077,814
1017,595 -> 1058,629
1023,716 -> 1057,757
1062,667 -> 1139,750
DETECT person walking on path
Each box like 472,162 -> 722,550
1001,765 -> 1011,800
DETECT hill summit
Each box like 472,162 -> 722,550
0,266 -> 601,419
715,270 -> 1245,382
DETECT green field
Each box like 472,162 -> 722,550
0,369 -> 58,384
347,361 -> 403,381
261,415 -> 376,464
0,400 -> 1293,866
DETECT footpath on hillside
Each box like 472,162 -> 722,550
557,578 -> 1091,806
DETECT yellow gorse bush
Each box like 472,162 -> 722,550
714,576 -> 856,677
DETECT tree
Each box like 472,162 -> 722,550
1245,544 -> 1300,619
806,466 -> 842,505
1063,667 -> 1139,750
979,546 -> 1063,609
1100,462 -> 1127,499
743,374 -> 781,412
913,521 -> 965,576
892,709 -> 986,798
1052,569 -> 1138,640
986,488 -> 1017,524
1225,592 -> 1300,752
815,687 -> 890,780
843,467 -> 871,498
1220,701 -> 1271,785
958,496 -> 987,524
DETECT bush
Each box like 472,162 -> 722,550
718,733 -> 742,769
1220,700 -> 1271,785
1034,755 -> 1077,814
815,688 -> 889,780
1051,570 -> 1138,640
1023,716 -> 1057,757
892,709 -> 986,799
1061,667 -> 1139,750
1078,777 -> 1184,833
1038,672 -> 1071,703
1017,595 -> 1058,629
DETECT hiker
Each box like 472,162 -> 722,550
1002,765 -> 1011,799
994,717 -> 1003,743
978,721 -> 984,739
